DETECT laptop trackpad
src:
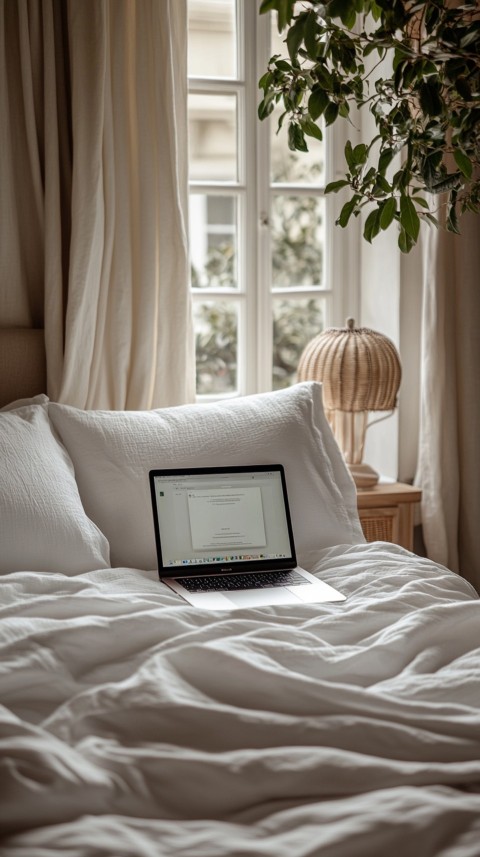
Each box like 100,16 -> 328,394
227,588 -> 302,608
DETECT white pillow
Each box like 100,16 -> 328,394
0,398 -> 110,573
49,383 -> 363,570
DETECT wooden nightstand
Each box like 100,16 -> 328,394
356,482 -> 422,551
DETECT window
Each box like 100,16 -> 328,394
187,0 -> 357,399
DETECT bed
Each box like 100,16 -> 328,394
1,331 -> 479,856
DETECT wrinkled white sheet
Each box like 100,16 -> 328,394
1,543 -> 479,856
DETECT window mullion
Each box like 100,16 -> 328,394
254,5 -> 272,394
271,288 -> 333,297
190,182 -> 245,193
271,184 -> 326,196
235,0 -> 248,394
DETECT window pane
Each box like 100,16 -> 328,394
271,195 -> 325,287
270,106 -> 324,185
188,0 -> 237,79
194,300 -> 238,394
188,93 -> 237,181
272,297 -> 326,390
190,194 -> 238,289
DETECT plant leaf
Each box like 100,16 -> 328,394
325,179 -> 350,193
378,147 -> 395,175
324,102 -> 339,125
424,212 -> 440,228
258,71 -> 273,91
398,226 -> 415,254
447,194 -> 460,234
363,208 -> 382,243
258,92 -> 276,120
260,0 -> 279,14
419,81 -> 443,117
288,122 -> 308,152
259,1 -> 295,32
308,88 -> 329,120
454,149 -> 473,180
344,140 -> 355,171
328,0 -> 357,28
287,17 -> 306,62
314,64 -> 333,90
275,59 -> 292,71
337,196 -> 359,228
400,196 -> 420,241
375,174 -> 392,194
304,10 -> 320,60
344,139 -> 368,172
428,173 -> 463,194
353,143 -> 368,166
456,76 -> 472,101
379,197 -> 396,230
300,116 -> 323,140
460,28 -> 480,49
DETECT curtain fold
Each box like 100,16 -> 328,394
417,211 -> 480,592
1,0 -> 194,409
1,0 -> 45,327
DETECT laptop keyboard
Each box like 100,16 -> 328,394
178,570 -> 309,593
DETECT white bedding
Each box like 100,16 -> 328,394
1,543 -> 479,856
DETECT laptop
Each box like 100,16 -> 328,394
149,464 -> 345,610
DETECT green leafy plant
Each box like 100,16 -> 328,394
259,0 -> 480,252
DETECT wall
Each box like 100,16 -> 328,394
350,66 -> 423,485
360,225 -> 423,484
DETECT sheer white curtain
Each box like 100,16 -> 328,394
1,0 -> 194,409
417,211 -> 480,592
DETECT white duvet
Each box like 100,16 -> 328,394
1,543 -> 480,857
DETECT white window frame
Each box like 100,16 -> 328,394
189,0 -> 360,400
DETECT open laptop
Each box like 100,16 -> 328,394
149,464 -> 345,610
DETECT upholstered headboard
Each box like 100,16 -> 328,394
0,329 -> 47,408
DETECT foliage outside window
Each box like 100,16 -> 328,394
193,159 -> 326,393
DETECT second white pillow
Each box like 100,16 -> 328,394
49,383 -> 363,570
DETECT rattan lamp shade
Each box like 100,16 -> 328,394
297,318 -> 401,412
297,319 -> 402,487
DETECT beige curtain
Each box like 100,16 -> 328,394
1,0 -> 194,409
417,211 -> 480,592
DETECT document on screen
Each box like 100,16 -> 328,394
187,486 -> 267,551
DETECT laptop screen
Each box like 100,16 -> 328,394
149,465 -> 296,577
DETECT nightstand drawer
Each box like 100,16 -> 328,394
356,482 -> 421,551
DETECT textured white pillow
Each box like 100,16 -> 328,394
49,383 -> 363,570
0,399 -> 110,573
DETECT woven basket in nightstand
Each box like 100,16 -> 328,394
360,512 -> 396,543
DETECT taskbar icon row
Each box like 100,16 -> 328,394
168,552 -> 288,567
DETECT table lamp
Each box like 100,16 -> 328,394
297,318 -> 402,487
